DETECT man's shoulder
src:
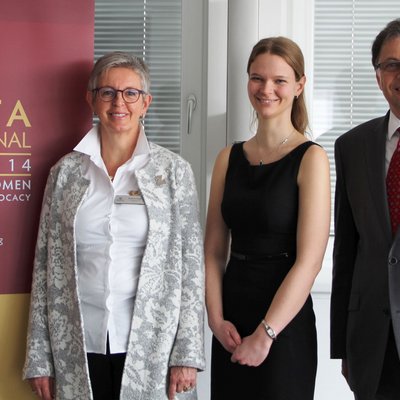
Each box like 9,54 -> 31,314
336,114 -> 388,145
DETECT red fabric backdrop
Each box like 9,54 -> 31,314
0,1 -> 94,293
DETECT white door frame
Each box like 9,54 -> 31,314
180,0 -> 209,222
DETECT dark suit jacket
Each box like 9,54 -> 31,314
331,111 -> 400,397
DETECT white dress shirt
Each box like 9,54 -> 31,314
385,111 -> 400,175
74,125 -> 149,354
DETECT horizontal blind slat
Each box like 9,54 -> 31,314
95,0 -> 182,152
313,0 -> 400,234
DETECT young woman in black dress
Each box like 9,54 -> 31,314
205,37 -> 331,399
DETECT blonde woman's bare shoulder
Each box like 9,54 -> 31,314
306,142 -> 329,161
298,142 -> 330,180
209,145 -> 235,188
213,144 -> 234,169
217,144 -> 234,159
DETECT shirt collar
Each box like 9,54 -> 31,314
388,111 -> 400,140
74,124 -> 151,166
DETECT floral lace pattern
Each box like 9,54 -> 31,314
23,143 -> 205,400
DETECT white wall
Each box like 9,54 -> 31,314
200,1 -> 354,399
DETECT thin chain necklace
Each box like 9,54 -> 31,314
254,128 -> 295,165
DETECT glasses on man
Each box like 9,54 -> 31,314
375,60 -> 400,73
93,87 -> 147,103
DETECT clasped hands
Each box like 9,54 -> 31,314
213,320 -> 272,367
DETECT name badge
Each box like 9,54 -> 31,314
114,192 -> 145,205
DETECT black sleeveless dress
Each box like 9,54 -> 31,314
210,141 -> 318,400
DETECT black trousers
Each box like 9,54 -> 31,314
355,326 -> 400,400
87,340 -> 126,400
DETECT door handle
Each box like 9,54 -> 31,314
186,94 -> 197,135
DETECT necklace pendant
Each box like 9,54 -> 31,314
259,160 -> 263,166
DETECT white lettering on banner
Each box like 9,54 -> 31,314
0,179 -> 31,190
0,193 -> 31,202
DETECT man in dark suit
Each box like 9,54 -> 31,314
331,19 -> 400,400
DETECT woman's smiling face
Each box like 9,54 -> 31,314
87,67 -> 152,136
247,52 -> 304,122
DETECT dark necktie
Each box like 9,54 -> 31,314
387,129 -> 400,235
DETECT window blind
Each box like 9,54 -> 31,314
94,0 -> 182,152
313,0 -> 400,233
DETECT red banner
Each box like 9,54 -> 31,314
0,1 -> 94,294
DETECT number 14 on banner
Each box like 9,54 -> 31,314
0,154 -> 31,176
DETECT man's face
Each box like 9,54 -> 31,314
376,36 -> 400,118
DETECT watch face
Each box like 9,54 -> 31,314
261,320 -> 276,340
268,328 -> 274,336
266,327 -> 276,339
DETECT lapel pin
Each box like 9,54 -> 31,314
155,175 -> 166,186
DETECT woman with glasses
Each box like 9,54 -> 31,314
205,37 -> 330,399
23,52 -> 205,400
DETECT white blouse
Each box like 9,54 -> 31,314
74,126 -> 149,354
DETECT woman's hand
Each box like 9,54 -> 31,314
28,377 -> 54,400
211,319 -> 242,354
168,366 -> 197,400
230,324 -> 272,367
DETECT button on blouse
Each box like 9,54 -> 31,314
74,126 -> 150,354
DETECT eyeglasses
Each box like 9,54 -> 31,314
93,87 -> 147,103
375,60 -> 400,73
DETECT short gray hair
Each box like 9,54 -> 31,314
87,51 -> 151,92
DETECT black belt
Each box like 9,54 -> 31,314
230,251 -> 291,261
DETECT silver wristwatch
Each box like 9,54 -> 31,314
261,319 -> 277,341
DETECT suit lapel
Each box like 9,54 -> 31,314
364,112 -> 391,242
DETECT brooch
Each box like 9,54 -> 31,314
155,175 -> 166,186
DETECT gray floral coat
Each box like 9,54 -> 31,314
23,142 -> 205,399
